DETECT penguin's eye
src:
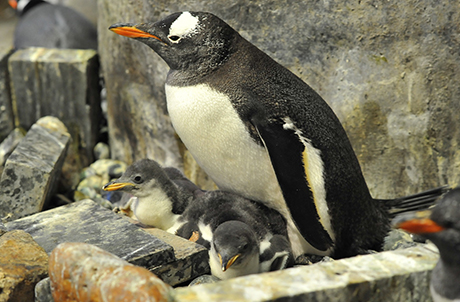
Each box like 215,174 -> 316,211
168,35 -> 181,43
133,175 -> 143,183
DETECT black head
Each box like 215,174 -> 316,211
109,11 -> 238,74
212,220 -> 258,272
102,158 -> 171,198
394,187 -> 460,265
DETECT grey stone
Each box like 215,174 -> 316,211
93,141 -> 110,160
0,116 -> 70,222
8,48 -> 101,168
172,244 -> 438,301
0,46 -> 13,142
98,0 -> 459,196
188,275 -> 220,287
383,229 -> 417,251
35,277 -> 53,302
0,127 -> 25,166
5,199 -> 176,268
0,220 -> 6,236
145,228 -> 210,286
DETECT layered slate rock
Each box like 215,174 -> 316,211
173,244 -> 438,301
145,228 -> 210,286
8,48 -> 101,167
6,199 -> 175,268
49,242 -> 172,302
0,116 -> 70,222
0,46 -> 13,142
0,127 -> 25,166
0,230 -> 49,302
98,0 -> 459,196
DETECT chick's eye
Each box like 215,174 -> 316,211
133,176 -> 142,183
168,35 -> 181,42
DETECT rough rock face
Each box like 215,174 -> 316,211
0,116 -> 70,222
8,48 -> 101,169
0,230 -> 49,302
49,242 -> 172,302
0,46 -> 13,142
98,0 -> 459,196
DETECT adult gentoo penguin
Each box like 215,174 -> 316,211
9,0 -> 97,49
109,12 -> 448,258
393,187 -> 460,302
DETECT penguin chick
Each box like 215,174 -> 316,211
209,220 -> 260,280
9,0 -> 97,49
393,187 -> 460,302
175,191 -> 294,278
109,12 -> 448,259
103,159 -> 196,231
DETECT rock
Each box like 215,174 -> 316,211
0,127 -> 26,166
74,159 -> 128,206
0,116 -> 70,222
49,242 -> 172,302
35,277 -> 54,302
0,46 -> 13,142
173,244 -> 438,301
188,275 -> 220,286
0,220 -> 6,236
90,158 -> 128,179
5,199 -> 176,267
94,141 -> 110,159
98,0 -> 459,196
145,228 -> 210,286
0,230 -> 49,302
383,229 -> 417,251
8,47 -> 102,192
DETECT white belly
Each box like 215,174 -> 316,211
165,83 -> 331,257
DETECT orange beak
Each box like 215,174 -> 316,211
397,218 -> 445,234
102,182 -> 135,191
394,210 -> 445,234
109,25 -> 163,42
8,0 -> 17,9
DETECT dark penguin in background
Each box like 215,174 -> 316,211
393,187 -> 460,302
103,159 -> 201,231
9,0 -> 97,49
109,12 -> 448,258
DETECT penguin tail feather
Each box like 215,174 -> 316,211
381,185 -> 451,219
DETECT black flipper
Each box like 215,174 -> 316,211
253,120 -> 333,251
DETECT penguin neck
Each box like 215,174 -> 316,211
133,188 -> 180,230
18,0 -> 47,16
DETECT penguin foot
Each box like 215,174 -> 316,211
188,231 -> 200,242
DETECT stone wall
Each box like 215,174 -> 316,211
98,0 -> 460,197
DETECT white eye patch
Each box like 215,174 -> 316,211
169,11 -> 200,41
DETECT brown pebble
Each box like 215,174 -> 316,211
0,230 -> 49,302
49,242 -> 172,302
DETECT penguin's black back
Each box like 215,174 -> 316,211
14,2 -> 97,50
177,191 -> 288,242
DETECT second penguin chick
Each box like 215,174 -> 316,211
209,220 -> 259,279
